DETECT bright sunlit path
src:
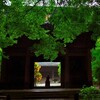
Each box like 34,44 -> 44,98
36,83 -> 61,87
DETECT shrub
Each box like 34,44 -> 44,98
79,86 -> 100,100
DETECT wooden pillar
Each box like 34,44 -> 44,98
0,59 -> 7,89
87,49 -> 93,86
63,50 -> 70,88
24,50 -> 30,89
0,48 -> 2,80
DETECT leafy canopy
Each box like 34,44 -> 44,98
92,37 -> 100,83
0,0 -> 100,60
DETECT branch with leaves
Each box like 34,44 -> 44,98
0,0 -> 100,61
34,62 -> 42,82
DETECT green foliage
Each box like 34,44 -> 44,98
0,48 -> 3,65
79,86 -> 100,100
0,1 -> 100,60
90,7 -> 100,41
58,63 -> 61,76
32,36 -> 64,61
0,3 -> 24,48
23,7 -> 48,40
34,62 -> 42,82
91,37 -> 100,83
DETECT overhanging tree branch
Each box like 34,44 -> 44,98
23,0 -> 42,17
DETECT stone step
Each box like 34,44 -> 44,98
0,88 -> 80,100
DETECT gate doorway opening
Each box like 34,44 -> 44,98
34,62 -> 61,87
